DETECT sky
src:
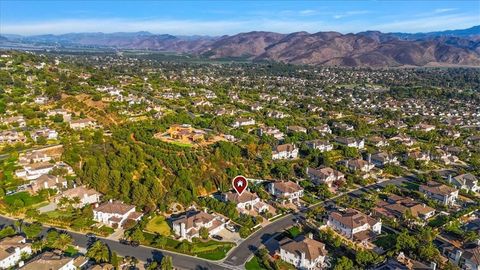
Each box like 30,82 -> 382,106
1,1 -> 479,36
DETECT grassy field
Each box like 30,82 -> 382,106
4,192 -> 45,207
142,231 -> 234,260
145,215 -> 171,236
245,256 -> 265,270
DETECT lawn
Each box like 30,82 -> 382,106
245,256 -> 266,270
145,215 -> 171,236
287,226 -> 302,238
142,231 -> 234,260
373,233 -> 397,250
4,192 -> 45,207
402,182 -> 420,191
192,240 -> 235,260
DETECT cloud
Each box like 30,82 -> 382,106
372,13 -> 479,32
299,9 -> 317,16
333,10 -> 370,19
1,13 -> 477,36
433,8 -> 457,14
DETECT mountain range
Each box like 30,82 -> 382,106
2,26 -> 479,67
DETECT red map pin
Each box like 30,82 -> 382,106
232,175 -> 248,195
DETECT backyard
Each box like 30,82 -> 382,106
145,215 -> 171,236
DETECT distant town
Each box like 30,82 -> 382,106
0,48 -> 479,270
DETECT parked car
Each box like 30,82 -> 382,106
119,239 -> 130,245
212,235 -> 223,241
130,240 -> 139,247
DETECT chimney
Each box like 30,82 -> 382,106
307,232 -> 313,239
448,174 -> 452,184
109,199 -> 113,203
368,153 -> 372,164
430,262 -> 436,270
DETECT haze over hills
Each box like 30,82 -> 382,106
1,25 -> 479,67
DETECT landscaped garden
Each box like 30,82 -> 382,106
140,231 -> 235,260
145,215 -> 171,236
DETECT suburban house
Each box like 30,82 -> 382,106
367,136 -> 389,147
0,235 -> 32,269
278,235 -> 328,270
29,174 -> 67,194
374,195 -> 436,221
327,209 -> 382,242
272,144 -> 298,160
345,158 -> 375,173
259,126 -> 285,140
407,151 -> 431,162
47,109 -> 72,122
433,148 -> 459,165
19,151 -> 52,165
69,118 -> 96,130
371,152 -> 399,167
389,134 -> 416,146
54,186 -> 102,208
1,116 -> 26,127
171,210 -> 226,241
419,181 -> 459,206
30,128 -> 58,141
443,243 -> 480,270
0,130 -> 26,144
232,118 -> 255,128
332,122 -> 354,131
15,162 -> 55,180
334,137 -> 365,149
305,140 -> 333,152
450,174 -> 479,193
306,166 -> 345,187
313,124 -> 332,134
18,145 -> 63,165
160,124 -> 205,143
413,123 -> 436,132
222,190 -> 269,214
21,250 -> 87,270
287,125 -> 307,133
93,200 -> 143,228
267,181 -> 304,203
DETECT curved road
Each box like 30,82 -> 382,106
0,176 -> 409,269
0,215 -> 230,270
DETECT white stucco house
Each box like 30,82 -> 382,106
93,200 -> 143,228
278,235 -> 328,270
0,235 -> 32,269
171,210 -> 226,241
327,209 -> 382,242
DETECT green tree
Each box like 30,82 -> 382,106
154,234 -> 168,248
395,230 -> 418,252
334,256 -> 354,270
23,222 -> 42,239
199,227 -> 209,240
86,240 -> 110,263
239,227 -> 250,238
130,227 -> 145,243
161,255 -> 173,270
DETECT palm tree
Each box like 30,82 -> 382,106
160,255 -> 173,270
86,240 -> 110,263
55,233 -> 73,251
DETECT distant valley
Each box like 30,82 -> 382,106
2,25 -> 479,67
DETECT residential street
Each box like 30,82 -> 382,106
0,175 -> 410,269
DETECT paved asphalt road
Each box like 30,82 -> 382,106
0,216 -> 230,270
0,176 -> 411,269
223,176 -> 411,267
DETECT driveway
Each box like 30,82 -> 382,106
38,202 -> 57,213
